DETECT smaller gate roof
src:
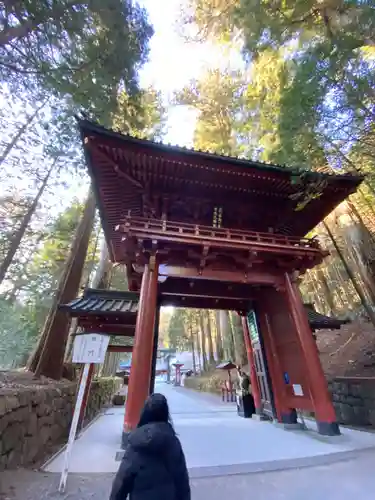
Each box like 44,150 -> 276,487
60,288 -> 139,318
305,303 -> 350,331
60,290 -> 349,332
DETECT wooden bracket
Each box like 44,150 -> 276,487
199,245 -> 210,272
149,254 -> 157,272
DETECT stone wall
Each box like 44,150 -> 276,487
329,377 -> 375,427
0,377 -> 122,470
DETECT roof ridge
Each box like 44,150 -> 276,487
77,118 -> 363,181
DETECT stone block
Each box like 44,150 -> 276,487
38,414 -> 54,428
363,398 -> 375,410
18,390 -> 31,407
358,383 -> 375,400
0,397 -> 7,417
26,412 -> 38,436
0,412 -> 11,433
353,406 -> 369,425
22,436 -> 40,464
337,403 -> 355,424
368,409 -> 375,426
2,423 -> 23,453
345,396 -> 364,407
349,383 -> 363,398
36,403 -> 52,417
5,395 -> 20,413
6,449 -> 23,469
11,406 -> 29,423
50,423 -> 63,441
31,390 -> 46,406
40,425 -> 52,445
331,381 -> 343,394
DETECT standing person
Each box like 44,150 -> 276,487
110,393 -> 190,500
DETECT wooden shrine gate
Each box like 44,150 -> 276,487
76,117 -> 362,440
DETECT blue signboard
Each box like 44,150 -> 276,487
283,372 -> 290,384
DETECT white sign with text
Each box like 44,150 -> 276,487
72,333 -> 110,364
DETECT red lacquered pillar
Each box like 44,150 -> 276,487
284,272 -> 339,436
122,258 -> 159,446
241,315 -> 263,415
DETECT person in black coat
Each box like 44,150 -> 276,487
110,393 -> 191,500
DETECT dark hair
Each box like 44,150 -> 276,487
137,393 -> 175,432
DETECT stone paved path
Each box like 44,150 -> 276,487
2,384 -> 375,499
2,448 -> 375,500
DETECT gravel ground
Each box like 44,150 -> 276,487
2,448 -> 375,500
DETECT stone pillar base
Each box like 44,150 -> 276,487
252,413 -> 268,421
317,421 -> 341,436
274,421 -> 306,431
280,409 -> 298,424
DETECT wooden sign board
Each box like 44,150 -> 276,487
72,333 -> 110,364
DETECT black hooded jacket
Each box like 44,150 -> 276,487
110,422 -> 190,500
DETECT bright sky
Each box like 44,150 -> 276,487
138,0 -> 244,147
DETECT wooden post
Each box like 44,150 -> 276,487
284,272 -> 340,436
241,316 -> 262,415
78,363 -> 94,431
122,258 -> 159,445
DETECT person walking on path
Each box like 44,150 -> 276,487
110,393 -> 191,500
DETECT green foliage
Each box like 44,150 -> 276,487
167,308 -> 189,350
0,1 -> 154,125
112,87 -> 167,140
184,0 -> 375,174
24,201 -> 85,299
175,69 -> 247,156
0,298 -> 39,368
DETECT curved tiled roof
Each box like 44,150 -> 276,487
60,290 -> 349,332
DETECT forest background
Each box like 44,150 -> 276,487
1,0 -> 375,376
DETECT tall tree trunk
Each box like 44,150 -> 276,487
91,240 -> 113,289
190,325 -> 197,373
0,160 -> 55,286
214,310 -> 224,361
28,187 -> 96,379
315,268 -> 336,314
331,259 -> 354,311
323,220 -> 375,326
205,310 -> 215,366
219,310 -> 235,361
346,200 -> 375,300
64,239 -> 110,363
199,312 -> 208,371
229,312 -> 247,366
0,98 -> 48,166
194,317 -> 202,372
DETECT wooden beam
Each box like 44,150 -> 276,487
107,345 -> 133,353
158,265 -> 282,286
159,277 -> 255,299
78,324 -> 135,335
160,295 -> 252,310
